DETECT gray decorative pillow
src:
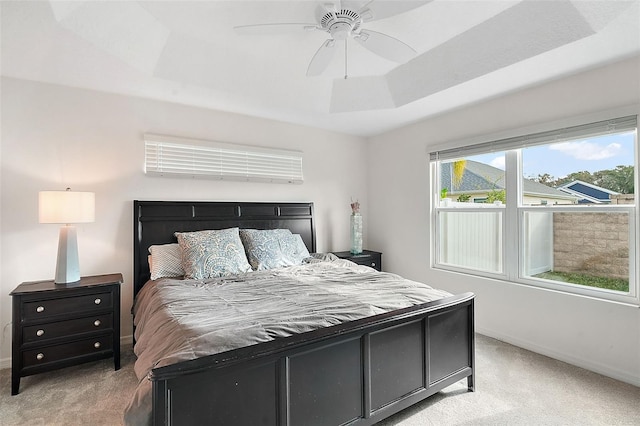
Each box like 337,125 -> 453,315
175,228 -> 252,279
149,243 -> 184,280
240,229 -> 310,270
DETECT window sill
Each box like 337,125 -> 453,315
432,264 -> 639,307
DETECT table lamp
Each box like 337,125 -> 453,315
39,188 -> 95,284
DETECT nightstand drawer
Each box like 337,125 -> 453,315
332,250 -> 382,272
23,292 -> 112,320
22,334 -> 113,368
349,254 -> 381,269
23,313 -> 113,343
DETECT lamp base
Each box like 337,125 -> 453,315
54,225 -> 81,285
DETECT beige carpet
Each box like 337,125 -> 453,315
1,334 -> 638,425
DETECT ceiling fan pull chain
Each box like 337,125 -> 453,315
344,39 -> 348,79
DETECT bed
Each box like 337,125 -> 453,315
128,200 -> 475,425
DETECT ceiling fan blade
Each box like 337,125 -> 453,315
323,2 -> 339,14
354,30 -> 416,63
234,23 -> 318,35
342,0 -> 371,13
307,39 -> 337,76
358,0 -> 432,22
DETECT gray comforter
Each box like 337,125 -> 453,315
124,258 -> 451,425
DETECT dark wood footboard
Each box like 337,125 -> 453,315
150,292 -> 475,425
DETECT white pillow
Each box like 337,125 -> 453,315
149,243 -> 184,280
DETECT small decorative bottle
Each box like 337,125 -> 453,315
350,200 -> 363,255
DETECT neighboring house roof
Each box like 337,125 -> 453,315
441,160 -> 576,200
557,180 -> 619,204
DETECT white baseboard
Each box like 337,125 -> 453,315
476,327 -> 640,387
0,334 -> 134,371
121,334 -> 133,347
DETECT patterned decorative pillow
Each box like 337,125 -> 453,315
175,228 -> 252,279
240,229 -> 291,270
149,243 -> 184,280
281,233 -> 311,265
240,229 -> 310,270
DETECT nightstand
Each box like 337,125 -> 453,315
10,273 -> 122,395
332,250 -> 382,271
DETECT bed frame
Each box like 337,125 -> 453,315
133,200 -> 475,425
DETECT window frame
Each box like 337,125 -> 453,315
430,111 -> 639,306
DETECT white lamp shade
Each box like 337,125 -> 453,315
39,190 -> 95,224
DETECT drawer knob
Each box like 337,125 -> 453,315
94,298 -> 101,305
36,306 -> 45,313
94,342 -> 101,349
36,353 -> 44,361
371,262 -> 376,267
94,319 -> 101,327
36,329 -> 45,337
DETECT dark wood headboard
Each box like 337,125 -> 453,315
133,200 -> 316,298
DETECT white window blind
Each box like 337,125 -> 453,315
144,134 -> 303,184
430,115 -> 637,161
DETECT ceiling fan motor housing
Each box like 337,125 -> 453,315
321,9 -> 362,40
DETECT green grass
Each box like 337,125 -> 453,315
534,271 -> 629,293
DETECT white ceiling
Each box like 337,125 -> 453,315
2,1 -> 639,137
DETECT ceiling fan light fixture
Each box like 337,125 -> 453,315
330,22 -> 353,40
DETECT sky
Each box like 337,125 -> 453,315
470,131 -> 636,180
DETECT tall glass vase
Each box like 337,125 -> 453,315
350,212 -> 363,255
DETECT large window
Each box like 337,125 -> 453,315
431,114 -> 638,304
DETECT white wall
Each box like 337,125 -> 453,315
368,56 -> 640,386
3,57 -> 639,386
0,77 -> 369,365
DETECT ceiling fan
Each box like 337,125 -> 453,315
235,1 -> 422,77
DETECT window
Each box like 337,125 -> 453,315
435,153 -> 506,274
431,114 -> 638,304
